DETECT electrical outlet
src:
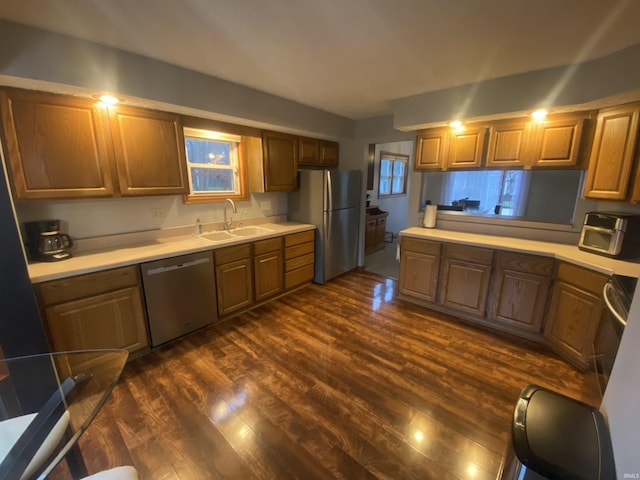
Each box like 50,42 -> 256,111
243,209 -> 248,216
151,208 -> 165,219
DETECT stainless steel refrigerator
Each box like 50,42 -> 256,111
289,169 -> 361,284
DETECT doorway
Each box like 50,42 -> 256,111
364,140 -> 414,279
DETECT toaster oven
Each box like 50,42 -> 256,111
578,211 -> 640,258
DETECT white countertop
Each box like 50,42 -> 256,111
29,222 -> 315,283
400,227 -> 640,278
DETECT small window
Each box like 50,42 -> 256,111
442,170 -> 529,216
379,152 -> 408,197
183,127 -> 248,203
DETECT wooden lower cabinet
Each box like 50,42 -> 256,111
398,237 -> 441,302
439,244 -> 493,316
544,262 -> 608,371
254,237 -> 284,301
489,251 -> 555,333
215,244 -> 254,316
36,266 -> 149,369
284,230 -> 315,289
365,207 -> 388,254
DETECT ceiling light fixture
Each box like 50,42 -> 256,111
96,94 -> 120,106
531,109 -> 548,121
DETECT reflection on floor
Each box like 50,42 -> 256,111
365,237 -> 399,279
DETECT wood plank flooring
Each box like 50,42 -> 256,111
50,271 -> 599,480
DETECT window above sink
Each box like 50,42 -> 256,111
182,127 -> 249,204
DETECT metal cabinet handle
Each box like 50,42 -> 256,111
603,282 -> 627,327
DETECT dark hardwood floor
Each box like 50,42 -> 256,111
50,271 -> 599,479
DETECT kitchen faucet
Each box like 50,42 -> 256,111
223,198 -> 237,230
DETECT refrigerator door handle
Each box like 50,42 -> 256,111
326,170 -> 333,212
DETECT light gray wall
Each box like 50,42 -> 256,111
0,20 -> 354,139
14,192 -> 287,240
394,42 -> 640,130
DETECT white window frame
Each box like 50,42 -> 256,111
183,127 -> 247,203
378,152 -> 409,197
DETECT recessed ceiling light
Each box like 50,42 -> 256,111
98,94 -> 119,105
531,109 -> 548,121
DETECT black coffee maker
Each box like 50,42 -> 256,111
24,220 -> 73,262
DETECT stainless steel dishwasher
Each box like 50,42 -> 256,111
141,251 -> 218,347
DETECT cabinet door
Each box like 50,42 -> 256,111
375,217 -> 387,246
254,250 -> 284,302
486,119 -> 531,168
544,281 -> 603,370
399,250 -> 440,302
319,141 -> 339,167
216,258 -> 254,316
262,131 -> 298,191
45,287 -> 149,355
490,268 -> 551,333
414,128 -> 448,171
108,106 -> 189,196
298,137 -> 320,166
584,104 -> 640,200
439,258 -> 492,316
0,89 -> 115,199
529,113 -> 588,168
446,125 -> 487,169
364,219 -> 377,254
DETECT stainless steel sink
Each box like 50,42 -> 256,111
200,231 -> 234,242
229,226 -> 273,237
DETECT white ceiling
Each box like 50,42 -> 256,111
2,0 -> 640,120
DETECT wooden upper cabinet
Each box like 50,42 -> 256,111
415,124 -> 486,171
529,112 -> 590,168
583,103 -> 640,201
298,138 -> 339,167
447,124 -> 487,169
108,106 -> 189,196
249,131 -> 298,192
486,119 -> 531,168
298,137 -> 320,165
0,88 -> 190,199
414,127 -> 449,171
0,89 -> 115,199
319,140 -> 339,167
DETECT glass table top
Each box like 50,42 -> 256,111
0,349 -> 128,480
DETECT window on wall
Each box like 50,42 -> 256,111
379,152 -> 409,197
443,170 -> 529,216
183,127 -> 248,203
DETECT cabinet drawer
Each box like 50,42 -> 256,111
556,262 -> 608,295
376,217 -> 386,226
285,265 -> 314,289
286,252 -> 314,272
401,237 -> 441,256
215,244 -> 251,265
496,251 -> 555,276
443,243 -> 493,265
38,266 -> 139,306
285,241 -> 314,260
254,236 -> 283,255
285,230 -> 314,247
